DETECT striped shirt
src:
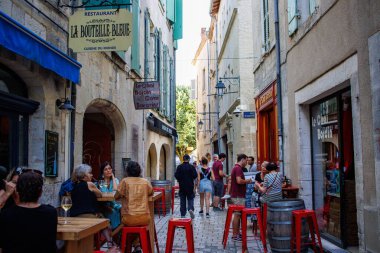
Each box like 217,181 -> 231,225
262,172 -> 283,203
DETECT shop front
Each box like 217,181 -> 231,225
255,81 -> 278,165
310,88 -> 358,247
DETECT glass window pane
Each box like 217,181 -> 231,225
311,96 -> 341,239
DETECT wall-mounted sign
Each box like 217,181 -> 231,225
133,81 -> 160,109
69,9 -> 132,52
243,111 -> 256,118
45,131 -> 58,177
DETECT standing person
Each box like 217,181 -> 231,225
198,157 -> 215,218
99,162 -> 121,230
0,166 -> 15,210
212,153 -> 227,211
174,154 -> 198,219
247,156 -> 257,172
0,170 -> 57,253
116,161 -> 153,253
252,161 -> 269,207
230,154 -> 252,241
255,162 -> 283,203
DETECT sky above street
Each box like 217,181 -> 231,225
176,0 -> 211,87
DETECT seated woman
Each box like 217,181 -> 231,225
0,169 -> 57,253
70,164 -> 114,247
116,161 -> 153,253
255,162 -> 283,203
98,162 -> 121,230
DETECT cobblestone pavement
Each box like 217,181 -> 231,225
154,194 -> 266,253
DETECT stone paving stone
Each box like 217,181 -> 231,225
154,194 -> 265,253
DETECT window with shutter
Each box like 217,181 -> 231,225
163,45 -> 168,116
288,0 -> 298,36
174,0 -> 183,40
144,10 -> 150,78
309,0 -> 316,15
262,0 -> 270,52
166,0 -> 175,23
131,0 -> 140,74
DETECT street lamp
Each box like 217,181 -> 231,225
215,80 -> 226,96
197,120 -> 204,127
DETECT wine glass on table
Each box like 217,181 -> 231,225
61,195 -> 72,224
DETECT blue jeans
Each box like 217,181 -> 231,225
179,192 -> 194,217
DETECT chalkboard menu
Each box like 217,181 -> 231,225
45,131 -> 58,177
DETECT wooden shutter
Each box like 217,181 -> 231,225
131,0 -> 140,73
288,0 -> 298,36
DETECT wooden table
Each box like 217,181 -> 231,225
97,191 -> 116,202
282,185 -> 299,199
57,217 -> 109,253
149,191 -> 162,251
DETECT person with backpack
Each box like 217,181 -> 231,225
197,157 -> 215,218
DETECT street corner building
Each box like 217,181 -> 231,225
0,0 -> 182,206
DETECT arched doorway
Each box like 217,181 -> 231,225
82,99 -> 127,180
147,143 -> 157,179
159,144 -> 170,180
83,111 -> 114,179
0,64 -> 39,171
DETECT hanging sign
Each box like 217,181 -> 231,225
69,9 -> 132,52
133,81 -> 160,109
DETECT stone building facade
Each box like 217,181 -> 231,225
194,0 -> 257,172
251,0 -> 380,251
0,0 -> 181,206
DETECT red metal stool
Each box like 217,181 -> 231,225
222,204 -> 245,249
93,251 -> 105,253
120,226 -> 152,253
262,203 -> 268,237
241,208 -> 267,253
291,210 -> 323,253
171,185 -> 179,214
153,187 -> 166,217
165,218 -> 194,253
154,223 -> 160,253
220,184 -> 228,209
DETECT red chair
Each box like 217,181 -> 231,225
93,251 -> 105,253
120,226 -> 152,253
165,218 -> 194,253
222,204 -> 245,249
291,210 -> 323,253
241,208 -> 267,253
171,185 -> 179,214
153,187 -> 166,217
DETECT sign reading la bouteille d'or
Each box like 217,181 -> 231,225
133,81 -> 160,110
69,9 -> 132,52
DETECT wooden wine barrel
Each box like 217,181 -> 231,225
267,199 -> 309,253
151,180 -> 172,214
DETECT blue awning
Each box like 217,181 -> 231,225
0,11 -> 81,84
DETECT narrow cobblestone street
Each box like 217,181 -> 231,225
154,194 -> 265,253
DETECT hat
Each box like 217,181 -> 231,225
183,154 -> 190,161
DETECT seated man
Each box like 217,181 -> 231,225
116,161 -> 153,253
0,169 -> 57,253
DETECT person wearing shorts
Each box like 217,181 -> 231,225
230,154 -> 252,241
198,157 -> 215,218
212,153 -> 227,211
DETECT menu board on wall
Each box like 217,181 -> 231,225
45,131 -> 58,177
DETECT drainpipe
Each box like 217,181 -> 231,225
274,0 -> 284,175
172,49 -> 177,185
207,33 -> 212,151
214,15 -> 221,154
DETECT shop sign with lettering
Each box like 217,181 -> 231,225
133,81 -> 160,109
258,86 -> 274,110
69,9 -> 132,52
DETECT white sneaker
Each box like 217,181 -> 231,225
221,194 -> 231,200
189,210 -> 195,219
